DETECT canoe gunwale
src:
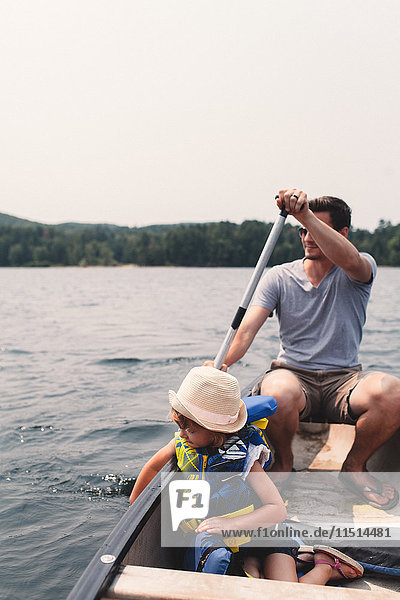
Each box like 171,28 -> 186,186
67,458 -> 176,600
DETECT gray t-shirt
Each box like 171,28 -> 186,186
252,253 -> 377,370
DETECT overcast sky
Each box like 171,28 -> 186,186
1,0 -> 399,230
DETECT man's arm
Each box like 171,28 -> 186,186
223,305 -> 271,367
277,188 -> 373,283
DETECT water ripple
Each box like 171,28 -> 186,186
96,357 -> 143,365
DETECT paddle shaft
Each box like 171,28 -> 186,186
214,207 -> 288,370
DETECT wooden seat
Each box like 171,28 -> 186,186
102,565 -> 400,599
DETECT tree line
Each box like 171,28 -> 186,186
0,219 -> 399,267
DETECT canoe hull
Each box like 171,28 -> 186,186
68,422 -> 400,599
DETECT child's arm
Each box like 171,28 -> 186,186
129,438 -> 175,505
195,460 -> 286,533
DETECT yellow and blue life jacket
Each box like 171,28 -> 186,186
175,425 -> 270,549
175,424 -> 271,474
177,394 -> 277,574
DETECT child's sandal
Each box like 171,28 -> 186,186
313,545 -> 363,579
315,557 -> 354,579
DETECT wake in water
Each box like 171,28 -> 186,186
95,355 -> 210,367
77,473 -> 135,498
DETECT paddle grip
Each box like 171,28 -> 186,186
231,306 -> 246,330
275,194 -> 304,217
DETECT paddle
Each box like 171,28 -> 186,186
214,205 -> 288,370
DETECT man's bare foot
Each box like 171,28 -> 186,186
339,470 -> 399,510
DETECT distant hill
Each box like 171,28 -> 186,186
0,212 -> 42,227
0,212 -> 127,230
53,221 -> 127,231
139,222 -> 211,234
0,212 -> 203,233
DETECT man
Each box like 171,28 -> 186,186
219,188 -> 400,509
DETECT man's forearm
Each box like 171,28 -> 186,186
299,210 -> 371,280
224,342 -> 247,367
224,306 -> 270,367
224,329 -> 257,367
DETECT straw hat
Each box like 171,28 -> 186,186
169,366 -> 247,433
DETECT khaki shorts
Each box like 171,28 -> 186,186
253,360 -> 370,425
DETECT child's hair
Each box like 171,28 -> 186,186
171,409 -> 226,448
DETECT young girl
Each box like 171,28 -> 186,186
130,365 -> 363,584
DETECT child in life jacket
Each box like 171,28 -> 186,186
130,366 -> 363,584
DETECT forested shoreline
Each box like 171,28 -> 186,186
1,218 -> 399,267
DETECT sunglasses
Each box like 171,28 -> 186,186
298,225 -> 342,238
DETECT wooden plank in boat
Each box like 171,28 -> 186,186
295,422 -> 400,473
101,565 -> 399,599
306,424 -> 355,471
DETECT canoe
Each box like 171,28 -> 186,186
67,380 -> 400,600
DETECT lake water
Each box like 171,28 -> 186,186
1,266 -> 400,600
